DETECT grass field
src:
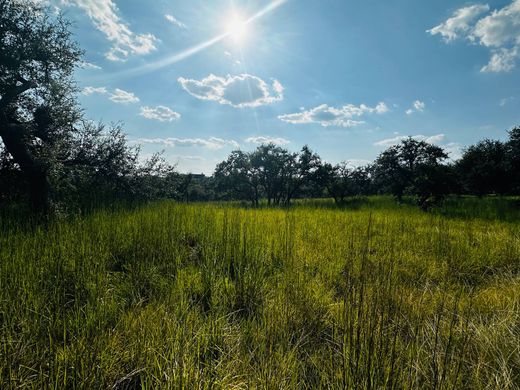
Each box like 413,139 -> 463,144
1,197 -> 520,389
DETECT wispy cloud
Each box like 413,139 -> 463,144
500,96 -> 516,106
406,100 -> 426,115
81,61 -> 102,70
245,136 -> 290,145
136,137 -> 239,150
165,14 -> 187,29
428,1 -> 520,72
176,155 -> 206,161
61,0 -> 157,61
344,159 -> 372,168
374,133 -> 461,159
82,86 -> 139,104
109,88 -> 140,104
278,102 -> 388,128
140,106 -> 181,122
82,86 -> 108,95
178,74 -> 284,108
374,134 -> 445,147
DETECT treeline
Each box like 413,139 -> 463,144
1,0 -> 519,216
210,128 -> 520,210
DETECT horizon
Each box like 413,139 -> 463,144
52,0 -> 520,174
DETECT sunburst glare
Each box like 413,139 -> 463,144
224,10 -> 250,44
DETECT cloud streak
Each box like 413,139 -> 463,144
245,136 -> 290,145
82,86 -> 139,104
136,137 -> 239,150
165,14 -> 187,29
374,134 -> 445,147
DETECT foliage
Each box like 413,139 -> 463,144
456,139 -> 509,196
317,162 -> 373,204
215,143 -> 321,206
372,138 -> 449,209
0,0 -> 83,212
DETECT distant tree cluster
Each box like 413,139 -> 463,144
214,144 -> 321,206
1,0 -> 520,216
213,128 -> 520,210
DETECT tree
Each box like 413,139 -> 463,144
373,145 -> 408,202
214,150 -> 260,205
317,162 -> 354,204
283,145 -> 321,205
317,162 -> 374,204
456,139 -> 509,196
250,144 -> 291,205
214,144 -> 323,206
373,138 -> 449,208
0,0 -> 83,213
506,126 -> 520,193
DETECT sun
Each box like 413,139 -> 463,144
225,11 -> 249,44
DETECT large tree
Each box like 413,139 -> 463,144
214,150 -> 261,205
373,137 -> 449,208
456,139 -> 509,196
283,145 -> 321,205
0,0 -> 83,212
249,144 -> 291,205
506,126 -> 520,193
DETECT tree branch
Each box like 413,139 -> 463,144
0,77 -> 37,111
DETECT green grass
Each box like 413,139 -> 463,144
1,197 -> 520,388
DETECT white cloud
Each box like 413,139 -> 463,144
406,100 -> 426,115
165,14 -> 187,29
61,0 -> 157,61
374,134 -> 446,147
481,46 -> 519,72
278,102 -> 388,128
82,86 -> 140,104
374,134 -> 461,159
345,159 -> 372,168
140,106 -> 181,122
177,155 -> 206,161
178,74 -> 284,108
429,1 -> 520,72
471,1 -> 520,48
245,136 -> 291,145
136,137 -> 239,150
81,61 -> 102,70
500,96 -> 516,106
414,100 -> 426,111
109,88 -> 139,104
82,86 -> 107,95
444,142 -> 463,160
427,4 -> 490,42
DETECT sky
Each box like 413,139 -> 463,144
45,0 -> 520,174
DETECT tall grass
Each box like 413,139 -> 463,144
1,198 -> 520,388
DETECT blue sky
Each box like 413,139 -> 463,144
50,0 -> 520,173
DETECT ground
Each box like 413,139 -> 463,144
1,197 -> 520,388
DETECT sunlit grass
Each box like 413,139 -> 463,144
1,197 -> 520,388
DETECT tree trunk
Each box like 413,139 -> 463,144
0,123 -> 50,214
